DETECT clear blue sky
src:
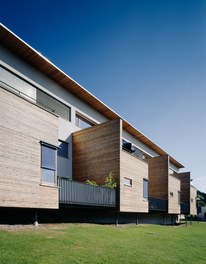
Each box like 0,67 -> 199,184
1,0 -> 206,192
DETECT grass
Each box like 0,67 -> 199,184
0,222 -> 205,264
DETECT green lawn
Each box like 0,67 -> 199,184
0,222 -> 205,264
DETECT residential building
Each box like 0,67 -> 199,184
0,24 -> 197,224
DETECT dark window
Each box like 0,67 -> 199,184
41,143 -> 56,184
143,179 -> 148,199
178,191 -> 181,204
58,140 -> 69,158
37,90 -> 71,121
122,139 -> 145,160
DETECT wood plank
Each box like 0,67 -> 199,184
120,151 -> 149,213
0,88 -> 59,209
72,119 -> 121,185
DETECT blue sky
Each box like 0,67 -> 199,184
1,0 -> 206,192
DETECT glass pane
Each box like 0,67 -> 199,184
37,90 -> 71,121
58,141 -> 68,158
124,177 -> 132,186
42,168 -> 55,184
42,145 -> 56,170
143,179 -> 148,199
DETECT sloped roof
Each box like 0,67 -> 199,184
0,23 -> 184,168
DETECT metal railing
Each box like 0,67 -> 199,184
58,177 -> 117,207
149,197 -> 168,212
0,80 -> 55,113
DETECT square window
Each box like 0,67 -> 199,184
124,177 -> 132,187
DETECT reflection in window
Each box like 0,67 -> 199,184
75,113 -> 94,129
41,142 -> 57,185
143,179 -> 148,199
122,139 -> 145,160
124,177 -> 132,187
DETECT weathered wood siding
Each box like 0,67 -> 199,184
174,172 -> 190,204
146,156 -> 169,200
72,119 -> 121,185
0,88 -> 59,209
174,172 -> 197,215
168,175 -> 180,214
120,150 -> 148,212
190,185 -> 197,215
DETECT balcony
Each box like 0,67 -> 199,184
58,177 -> 117,207
181,203 -> 189,215
149,197 -> 168,212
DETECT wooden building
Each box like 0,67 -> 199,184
0,23 -> 197,224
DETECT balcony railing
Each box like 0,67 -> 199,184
58,177 -> 117,207
181,203 -> 189,214
149,197 -> 168,212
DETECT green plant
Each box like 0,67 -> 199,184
103,172 -> 117,189
85,179 -> 98,186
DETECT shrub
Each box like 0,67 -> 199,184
85,179 -> 98,186
103,172 -> 117,189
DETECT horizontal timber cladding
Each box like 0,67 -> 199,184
174,172 -> 190,204
72,119 -> 121,186
168,175 -> 180,214
0,88 -> 59,209
120,150 -> 149,213
146,155 -> 169,200
190,186 -> 197,215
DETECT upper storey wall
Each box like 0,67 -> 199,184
0,45 -> 108,125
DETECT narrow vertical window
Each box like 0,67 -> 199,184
41,142 -> 57,185
143,179 -> 148,199
57,140 -> 69,158
178,191 -> 181,204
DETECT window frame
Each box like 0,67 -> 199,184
143,178 -> 148,199
123,177 -> 132,187
170,191 -> 174,197
40,142 -> 57,186
75,112 -> 95,129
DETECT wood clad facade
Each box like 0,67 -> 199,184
190,185 -> 197,215
174,172 -> 197,215
73,119 -> 149,213
120,150 -> 148,212
168,175 -> 181,214
72,119 -> 121,185
146,156 -> 169,200
0,88 -> 59,209
174,172 -> 190,204
0,24 -> 196,221
0,24 -> 184,170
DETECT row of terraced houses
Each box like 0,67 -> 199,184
0,24 -> 197,225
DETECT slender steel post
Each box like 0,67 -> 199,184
34,210 -> 38,227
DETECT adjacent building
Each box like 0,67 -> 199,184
0,24 -> 197,224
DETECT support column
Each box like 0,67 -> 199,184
136,213 -> 138,225
115,212 -> 119,226
34,210 -> 38,227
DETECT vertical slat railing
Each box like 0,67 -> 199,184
58,177 -> 116,207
